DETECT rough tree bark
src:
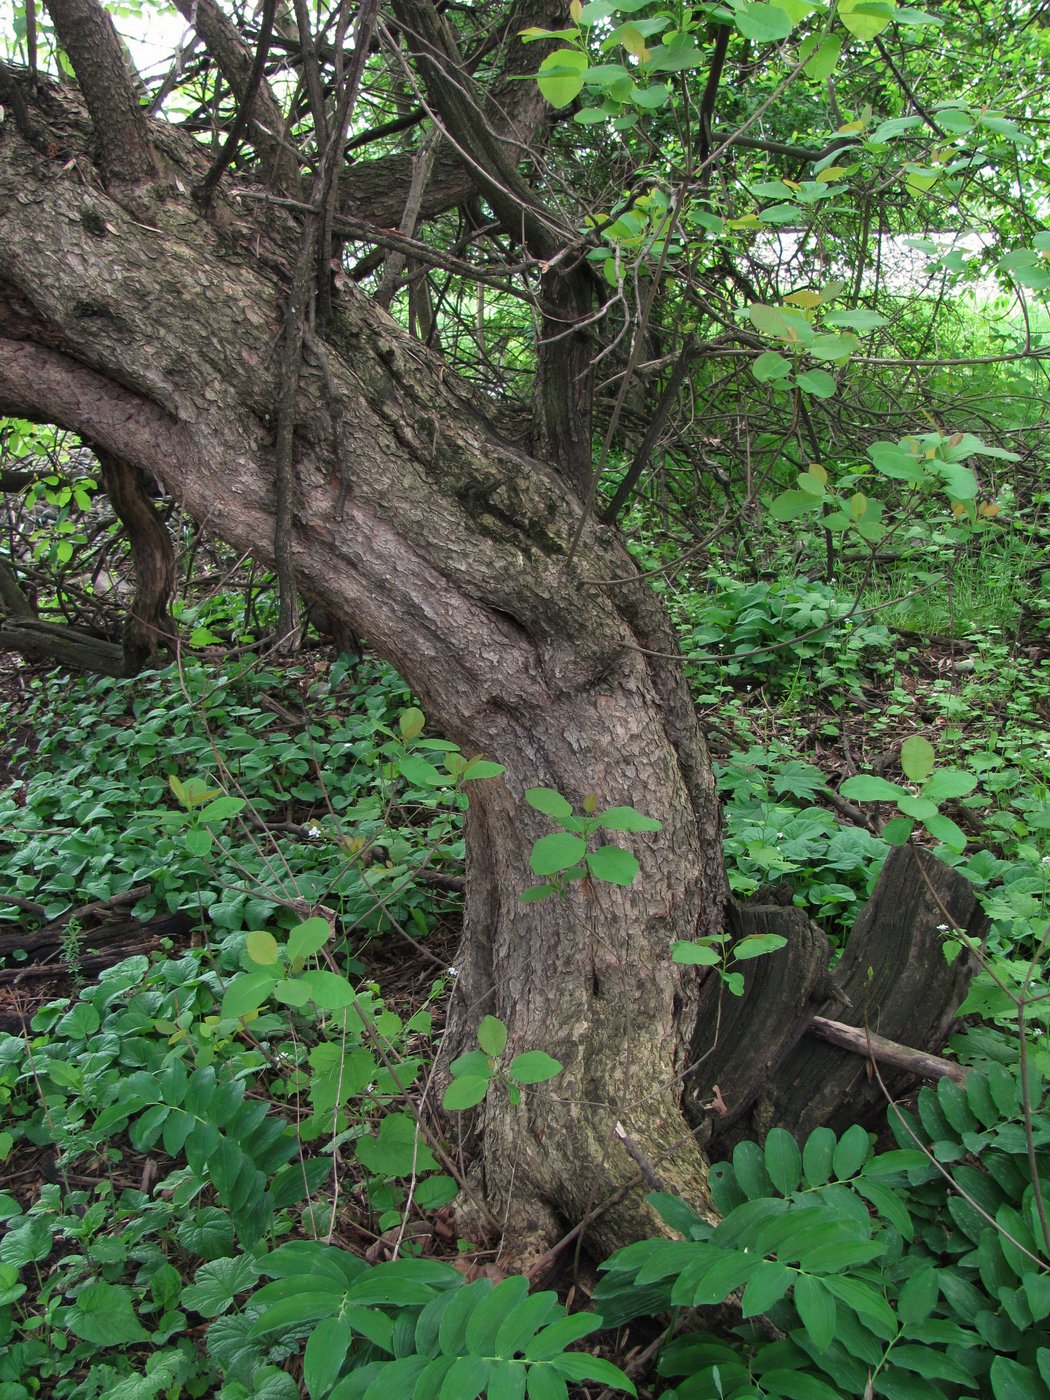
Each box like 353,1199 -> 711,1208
0,60 -> 725,1258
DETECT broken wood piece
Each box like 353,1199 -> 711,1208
809,1015 -> 967,1086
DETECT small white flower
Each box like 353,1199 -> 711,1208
447,966 -> 459,978
306,824 -> 322,840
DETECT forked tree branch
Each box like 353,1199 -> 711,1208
44,0 -> 157,183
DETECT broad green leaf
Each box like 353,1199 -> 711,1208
508,1051 -> 562,1085
399,707 -> 426,739
442,1076 -> 490,1110
549,1353 -> 637,1392
525,788 -> 574,819
838,0 -> 896,42
795,369 -> 837,398
304,1315 -> 352,1399
465,1276 -> 530,1355
802,1127 -> 836,1187
808,331 -> 860,362
296,969 -> 358,1010
741,1260 -> 792,1315
800,32 -> 842,81
764,1127 -> 802,1194
923,812 -> 967,851
897,795 -> 939,822
398,755 -> 446,787
734,934 -> 787,960
770,489 -> 823,521
822,1275 -> 896,1337
67,1281 -> 150,1345
832,1123 -> 872,1179
287,916 -> 331,965
671,939 -> 722,966
538,50 -> 588,109
990,1355 -> 1040,1400
734,3 -> 795,42
823,308 -> 889,330
749,303 -> 789,337
246,929 -> 281,966
530,832 -> 586,875
900,735 -> 935,781
840,775 -> 906,802
897,1266 -> 938,1324
922,769 -> 977,801
793,1273 -> 836,1350
753,350 -> 793,382
222,971 -> 278,1020
882,816 -> 915,845
759,1368 -> 842,1399
477,1015 -> 508,1057
525,1313 -> 601,1361
181,1256 -> 262,1319
200,795 -> 246,823
586,844 -> 640,885
598,806 -> 662,832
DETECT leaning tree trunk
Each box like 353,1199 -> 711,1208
0,78 -> 725,1257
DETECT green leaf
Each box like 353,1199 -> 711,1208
760,1369 -> 843,1399
897,1266 -> 938,1325
442,1076 -> 490,1110
770,489 -> 823,521
672,939 -> 722,966
398,755 -> 446,787
897,795 -> 939,822
222,971 -> 278,1019
990,1355 -> 1040,1400
754,351 -> 793,382
795,369 -> 837,398
741,1260 -> 792,1316
586,845 -> 640,885
246,929 -> 281,966
549,1353 -> 637,1392
399,707 -> 426,739
734,934 -> 787,961
882,816 -> 915,845
530,832 -> 586,875
823,308 -> 889,330
923,812 -> 967,851
508,1051 -> 562,1085
840,775 -> 907,802
922,769 -> 977,801
525,1313 -> 601,1361
734,3 -> 795,42
838,0 -> 896,42
832,1124 -> 872,1179
802,1127 -> 837,1187
477,1015 -> 508,1057
900,735 -> 935,781
287,916 -> 331,965
794,1274 -> 836,1350
525,788 -> 574,819
200,795 -> 245,823
764,1128 -> 802,1194
800,32 -> 843,81
304,1315 -> 353,1399
68,1281 -> 150,1345
538,50 -> 588,109
598,806 -> 662,832
465,1276 -> 530,1355
182,1256 -> 262,1318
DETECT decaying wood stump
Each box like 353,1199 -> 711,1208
687,844 -> 984,1153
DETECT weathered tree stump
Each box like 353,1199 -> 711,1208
688,845 -> 983,1153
